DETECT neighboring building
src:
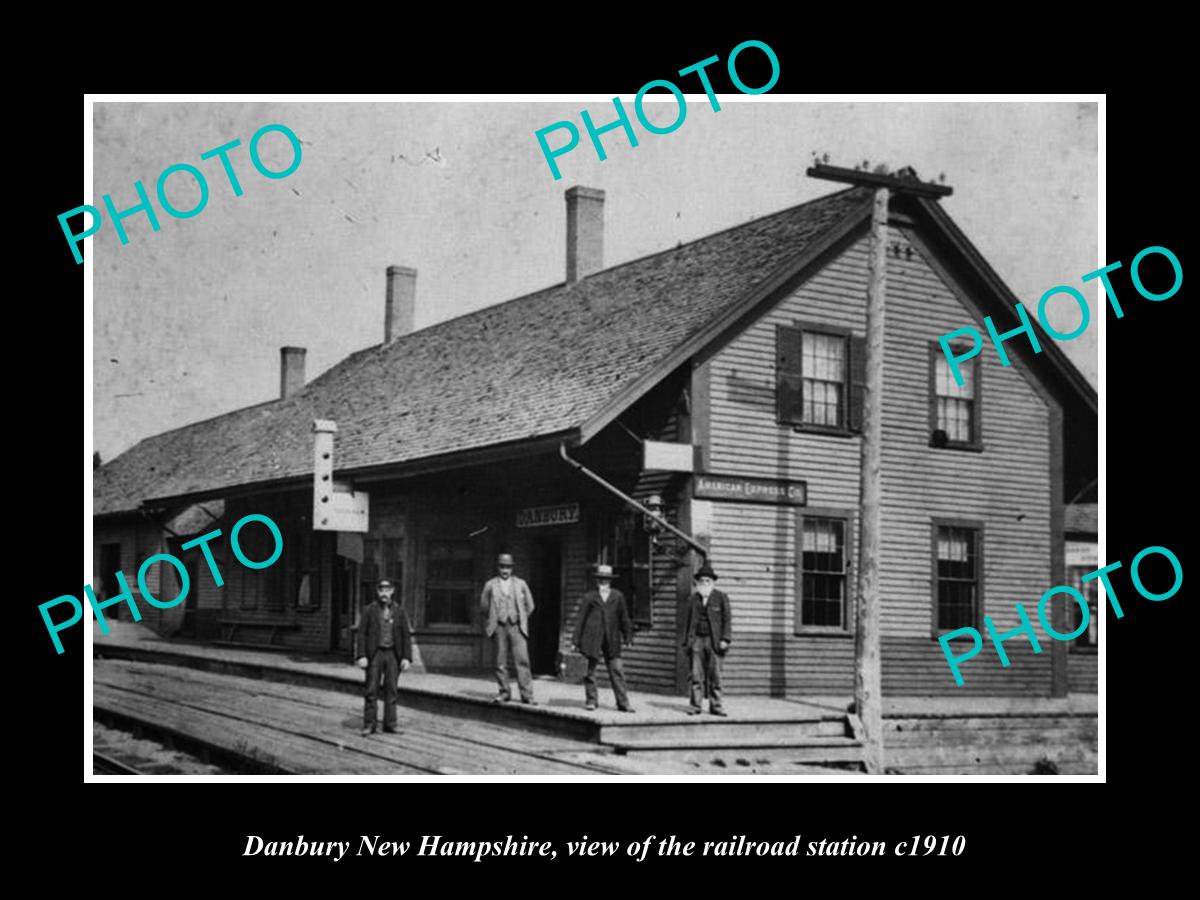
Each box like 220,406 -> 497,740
1064,500 -> 1099,692
93,179 -> 1098,697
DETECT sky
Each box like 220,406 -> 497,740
91,100 -> 1098,464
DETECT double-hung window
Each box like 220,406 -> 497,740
777,323 -> 866,434
933,522 -> 982,632
801,332 -> 845,426
795,511 -> 853,633
930,343 -> 982,449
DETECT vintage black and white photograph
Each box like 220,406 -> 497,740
88,97 -> 1099,778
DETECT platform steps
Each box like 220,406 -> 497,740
600,717 -> 863,769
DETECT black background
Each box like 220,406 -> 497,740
22,29 -> 1186,888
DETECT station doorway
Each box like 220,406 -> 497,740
526,536 -> 563,675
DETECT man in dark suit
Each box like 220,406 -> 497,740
680,563 -> 732,716
356,578 -> 413,735
571,564 -> 636,713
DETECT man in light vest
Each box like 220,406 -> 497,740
481,553 -> 537,704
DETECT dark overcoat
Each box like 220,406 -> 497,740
361,600 -> 414,662
680,589 -> 733,652
572,589 -> 633,660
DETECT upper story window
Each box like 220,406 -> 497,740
930,343 -> 982,450
777,323 -> 865,435
802,332 -> 845,426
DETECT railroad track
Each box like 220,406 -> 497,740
95,678 -> 632,775
93,751 -> 143,775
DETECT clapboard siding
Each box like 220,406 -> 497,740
718,636 -> 1051,697
562,406 -> 688,695
622,439 -> 686,693
704,227 -> 1059,696
1068,651 -> 1098,693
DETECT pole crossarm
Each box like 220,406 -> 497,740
807,163 -> 953,198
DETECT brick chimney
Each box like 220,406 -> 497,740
565,186 -> 604,283
385,265 -> 417,342
280,346 -> 306,399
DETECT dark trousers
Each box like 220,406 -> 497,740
584,652 -> 630,709
494,622 -> 534,701
364,649 -> 400,729
688,636 -> 724,711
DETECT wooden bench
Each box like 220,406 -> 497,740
215,617 -> 301,650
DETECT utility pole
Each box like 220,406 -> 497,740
807,163 -> 952,774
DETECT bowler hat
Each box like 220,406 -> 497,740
695,564 -> 718,581
497,553 -> 515,567
377,578 -> 396,588
594,564 -> 615,579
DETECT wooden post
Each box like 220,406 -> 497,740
806,164 -> 951,774
855,187 -> 888,774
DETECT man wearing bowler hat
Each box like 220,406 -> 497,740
681,563 -> 732,716
571,563 -> 636,713
357,578 -> 413,735
481,553 -> 536,704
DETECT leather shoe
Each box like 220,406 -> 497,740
584,703 -> 597,711
360,725 -> 376,736
618,706 -> 637,714
493,695 -> 510,704
686,707 -> 703,716
521,698 -> 538,706
710,707 -> 729,717
383,726 -> 398,733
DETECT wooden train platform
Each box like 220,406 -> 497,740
94,659 -> 697,775
91,623 -> 1098,774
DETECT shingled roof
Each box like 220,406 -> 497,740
95,186 -> 875,516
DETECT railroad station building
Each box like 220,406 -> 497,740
93,176 -> 1098,698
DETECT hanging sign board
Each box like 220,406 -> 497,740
693,473 -> 807,506
643,440 -> 696,472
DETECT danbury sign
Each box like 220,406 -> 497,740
693,474 -> 807,506
516,503 -> 580,528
